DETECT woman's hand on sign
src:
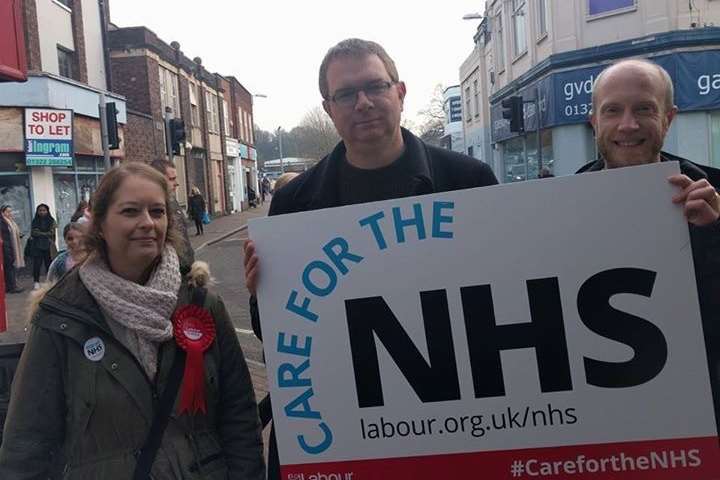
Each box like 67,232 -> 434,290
244,239 -> 259,297
669,175 -> 720,227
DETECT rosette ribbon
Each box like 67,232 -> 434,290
172,304 -> 216,414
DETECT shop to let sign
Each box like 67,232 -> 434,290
24,108 -> 73,166
250,162 -> 720,479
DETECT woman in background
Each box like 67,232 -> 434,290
28,203 -> 56,290
47,222 -> 87,282
0,205 -> 24,293
187,186 -> 206,236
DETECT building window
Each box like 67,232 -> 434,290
537,0 -> 548,37
473,80 -> 480,118
57,46 -> 75,80
53,0 -> 71,8
587,0 -> 636,18
205,91 -> 219,133
222,99 -> 230,136
465,86 -> 472,122
189,83 -> 200,126
512,0 -> 527,57
496,13 -> 505,71
158,66 -> 180,116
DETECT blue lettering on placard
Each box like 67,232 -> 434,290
298,422 -> 333,455
276,199 -> 456,455
359,211 -> 388,250
393,203 -> 427,243
432,201 -> 455,239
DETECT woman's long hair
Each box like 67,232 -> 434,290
31,203 -> 55,231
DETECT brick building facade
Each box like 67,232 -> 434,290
108,26 -> 258,213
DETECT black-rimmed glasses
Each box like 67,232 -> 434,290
328,80 -> 396,107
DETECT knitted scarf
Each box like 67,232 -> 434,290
79,246 -> 181,380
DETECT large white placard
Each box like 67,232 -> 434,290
250,162 -> 719,479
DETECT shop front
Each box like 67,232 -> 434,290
491,43 -> 720,181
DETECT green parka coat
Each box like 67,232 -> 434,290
0,268 -> 265,479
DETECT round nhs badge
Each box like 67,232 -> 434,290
83,337 -> 105,362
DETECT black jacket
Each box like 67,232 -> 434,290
188,194 -> 206,221
268,127 -> 498,216
577,152 -> 720,431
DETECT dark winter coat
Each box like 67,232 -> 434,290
188,194 -> 207,221
577,152 -> 720,431
28,211 -> 56,257
170,196 -> 195,275
0,267 -> 265,480
0,218 -> 14,265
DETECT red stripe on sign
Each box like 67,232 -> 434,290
281,436 -> 720,479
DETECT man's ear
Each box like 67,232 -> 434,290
665,105 -> 678,130
396,81 -> 407,111
322,100 -> 332,118
589,111 -> 598,135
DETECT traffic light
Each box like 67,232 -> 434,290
501,96 -> 524,133
168,118 -> 186,155
105,102 -> 120,149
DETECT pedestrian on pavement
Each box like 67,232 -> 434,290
261,176 -> 271,204
247,187 -> 258,208
243,37 -> 499,480
188,186 -> 206,236
0,205 -> 24,293
27,203 -> 56,290
272,172 -> 298,192
151,158 -> 195,275
577,58 -> 720,428
70,199 -> 90,223
46,222 -> 87,283
0,162 -> 265,480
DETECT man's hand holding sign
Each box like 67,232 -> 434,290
248,161 -> 720,479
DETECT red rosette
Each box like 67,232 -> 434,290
172,304 -> 216,414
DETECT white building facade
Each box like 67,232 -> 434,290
461,0 -> 720,182
441,85 -> 466,154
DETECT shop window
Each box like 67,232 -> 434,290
711,112 -> 720,169
504,137 -> 526,183
0,172 -> 32,238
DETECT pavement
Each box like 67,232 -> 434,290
0,200 -> 272,403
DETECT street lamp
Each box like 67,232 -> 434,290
276,126 -> 284,173
462,12 -> 483,20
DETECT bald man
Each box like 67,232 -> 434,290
577,58 -> 720,429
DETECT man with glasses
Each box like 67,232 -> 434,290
243,38 -> 498,479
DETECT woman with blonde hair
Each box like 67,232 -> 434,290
0,163 -> 264,479
187,185 -> 206,236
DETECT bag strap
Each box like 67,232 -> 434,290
132,287 -> 207,480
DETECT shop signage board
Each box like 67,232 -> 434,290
250,162 -> 719,479
24,108 -> 73,166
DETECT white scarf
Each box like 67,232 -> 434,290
79,246 -> 181,380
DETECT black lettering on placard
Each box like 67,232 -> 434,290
577,268 -> 666,388
461,278 -> 573,398
345,290 -> 461,408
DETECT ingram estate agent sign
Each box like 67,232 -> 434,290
24,108 -> 73,166
250,162 -> 719,479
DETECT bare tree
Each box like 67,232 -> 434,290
416,83 -> 446,147
290,106 -> 341,160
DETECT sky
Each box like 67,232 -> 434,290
109,0 -> 485,132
